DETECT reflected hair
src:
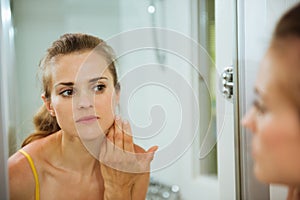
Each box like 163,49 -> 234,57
22,33 -> 120,147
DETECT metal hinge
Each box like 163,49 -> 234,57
221,66 -> 234,102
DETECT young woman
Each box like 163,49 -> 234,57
242,3 -> 300,200
8,33 -> 158,200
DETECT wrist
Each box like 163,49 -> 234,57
103,183 -> 131,200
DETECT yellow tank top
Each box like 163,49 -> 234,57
19,149 -> 40,200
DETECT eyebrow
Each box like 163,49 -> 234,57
54,77 -> 108,88
254,87 -> 267,101
89,77 -> 108,83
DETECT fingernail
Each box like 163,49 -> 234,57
115,115 -> 120,120
123,119 -> 128,124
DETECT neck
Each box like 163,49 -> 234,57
56,130 -> 100,176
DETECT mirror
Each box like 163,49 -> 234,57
5,0 -> 219,199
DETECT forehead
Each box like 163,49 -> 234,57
51,51 -> 113,83
255,44 -> 298,102
255,50 -> 278,97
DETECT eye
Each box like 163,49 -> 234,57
93,84 -> 106,92
59,89 -> 74,97
253,100 -> 267,114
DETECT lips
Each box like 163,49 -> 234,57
76,115 -> 99,124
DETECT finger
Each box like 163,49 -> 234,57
106,126 -> 115,155
99,137 -> 108,163
123,120 -> 134,152
145,146 -> 159,161
106,126 -> 114,143
101,128 -> 115,166
114,116 -> 123,150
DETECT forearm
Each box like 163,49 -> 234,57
131,172 -> 150,200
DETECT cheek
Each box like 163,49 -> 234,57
51,98 -> 74,126
258,114 -> 300,155
257,117 -> 293,164
95,93 -> 116,124
253,115 -> 279,163
252,115 -> 283,181
254,113 -> 300,182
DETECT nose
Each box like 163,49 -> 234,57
76,92 -> 94,109
241,107 -> 256,134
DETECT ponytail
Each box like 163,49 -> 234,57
21,105 -> 60,147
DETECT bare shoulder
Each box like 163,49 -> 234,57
8,150 -> 36,200
8,134 -> 57,200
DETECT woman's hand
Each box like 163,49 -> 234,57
99,116 -> 158,200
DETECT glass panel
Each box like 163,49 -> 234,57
198,0 -> 217,176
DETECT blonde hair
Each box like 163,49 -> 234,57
22,33 -> 120,147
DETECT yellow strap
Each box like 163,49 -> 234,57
19,149 -> 40,200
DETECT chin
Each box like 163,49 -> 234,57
76,125 -> 106,141
79,133 -> 103,141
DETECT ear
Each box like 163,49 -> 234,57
41,94 -> 55,117
114,89 -> 120,105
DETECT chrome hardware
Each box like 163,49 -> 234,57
147,178 -> 181,200
221,66 -> 234,101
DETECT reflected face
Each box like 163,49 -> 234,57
48,51 -> 119,140
242,45 -> 300,185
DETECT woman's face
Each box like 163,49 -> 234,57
242,45 -> 300,185
46,51 -> 119,141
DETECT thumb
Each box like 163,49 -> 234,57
145,146 -> 159,162
146,145 -> 159,153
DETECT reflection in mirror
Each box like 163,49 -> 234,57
8,0 -> 218,199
